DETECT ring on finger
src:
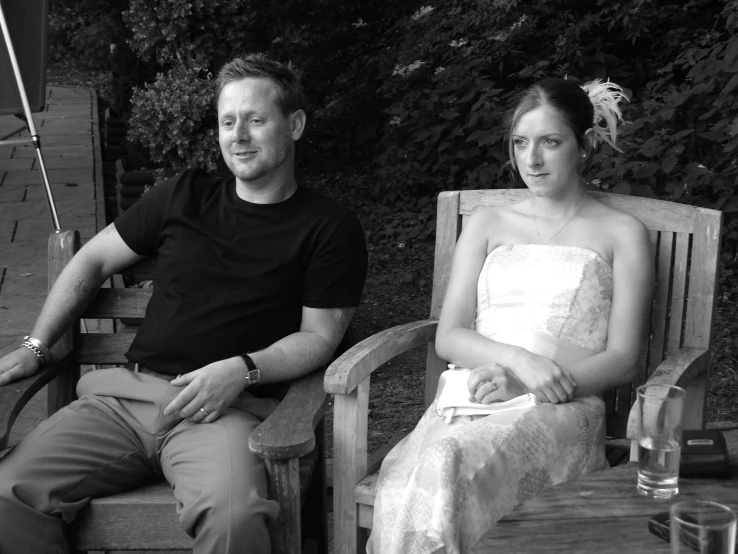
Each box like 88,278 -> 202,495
199,407 -> 209,416
476,379 -> 498,392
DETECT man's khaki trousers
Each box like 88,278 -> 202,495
0,367 -> 280,554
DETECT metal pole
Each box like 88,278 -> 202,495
0,1 -> 61,232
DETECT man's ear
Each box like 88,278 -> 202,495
290,109 -> 307,140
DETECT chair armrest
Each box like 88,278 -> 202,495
626,347 -> 710,439
249,368 -> 328,460
324,319 -> 438,396
0,347 -> 72,449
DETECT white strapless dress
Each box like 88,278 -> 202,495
368,244 -> 614,554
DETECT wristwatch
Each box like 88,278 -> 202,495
239,353 -> 261,387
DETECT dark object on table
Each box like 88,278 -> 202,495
680,429 -> 730,479
648,511 -> 672,543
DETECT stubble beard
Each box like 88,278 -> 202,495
227,141 -> 292,185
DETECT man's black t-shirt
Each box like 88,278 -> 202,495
114,168 -> 368,376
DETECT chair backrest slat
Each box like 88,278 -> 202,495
83,288 -> 152,319
426,193 -> 462,404
683,211 -> 722,349
75,334 -> 135,365
650,230 -> 674,374
458,190 -> 699,231
428,189 -> 722,438
667,233 -> 690,354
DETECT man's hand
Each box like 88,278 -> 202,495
0,348 -> 41,387
508,349 -> 576,404
466,363 -> 527,404
163,357 -> 247,423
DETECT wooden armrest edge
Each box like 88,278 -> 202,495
643,347 -> 709,389
324,319 -> 438,395
249,369 -> 327,460
0,350 -> 72,449
625,347 -> 710,439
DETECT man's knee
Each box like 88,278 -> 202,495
0,469 -> 19,515
195,485 -> 278,533
0,463 -> 66,554
0,455 -> 30,508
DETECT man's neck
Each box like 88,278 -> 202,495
234,176 -> 297,204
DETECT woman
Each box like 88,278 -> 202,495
368,78 -> 653,554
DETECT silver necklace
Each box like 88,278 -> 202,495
533,191 -> 589,245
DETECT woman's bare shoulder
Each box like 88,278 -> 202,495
589,196 -> 645,225
468,203 -> 508,225
588,196 -> 650,247
467,201 -> 528,234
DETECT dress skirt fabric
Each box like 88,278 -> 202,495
368,245 -> 615,554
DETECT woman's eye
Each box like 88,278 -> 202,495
544,139 -> 559,146
513,139 -> 526,147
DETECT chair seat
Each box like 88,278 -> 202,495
69,457 -> 317,550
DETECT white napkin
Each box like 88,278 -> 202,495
436,365 -> 539,423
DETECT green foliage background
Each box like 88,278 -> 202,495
51,0 -> 738,249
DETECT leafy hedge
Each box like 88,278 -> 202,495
127,68 -> 218,175
118,0 -> 738,245
48,0 -> 128,68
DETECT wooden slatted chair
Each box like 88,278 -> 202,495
0,229 -> 340,554
325,189 -> 723,554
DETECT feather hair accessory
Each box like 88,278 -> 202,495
581,79 -> 629,152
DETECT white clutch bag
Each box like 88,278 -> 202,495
435,365 -> 539,423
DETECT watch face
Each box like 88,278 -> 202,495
247,369 -> 260,385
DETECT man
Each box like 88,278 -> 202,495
0,54 -> 368,554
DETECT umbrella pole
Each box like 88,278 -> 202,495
0,1 -> 61,232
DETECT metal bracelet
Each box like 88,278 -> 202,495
21,336 -> 51,364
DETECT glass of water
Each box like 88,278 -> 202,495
636,383 -> 685,498
670,500 -> 737,553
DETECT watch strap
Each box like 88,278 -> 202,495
239,353 -> 260,387
240,353 -> 257,371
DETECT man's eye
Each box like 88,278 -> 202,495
221,121 -> 233,128
250,118 -> 264,124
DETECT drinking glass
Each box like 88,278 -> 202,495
636,384 -> 685,498
670,500 -> 737,554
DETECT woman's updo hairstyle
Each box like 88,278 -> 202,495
506,77 -> 627,173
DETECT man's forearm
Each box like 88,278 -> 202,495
29,256 -> 108,348
247,331 -> 334,385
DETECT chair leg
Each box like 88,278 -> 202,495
333,379 -> 369,554
265,457 -> 302,554
682,374 -> 708,430
301,419 -> 328,553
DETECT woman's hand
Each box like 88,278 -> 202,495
466,363 -> 527,404
508,349 -> 576,404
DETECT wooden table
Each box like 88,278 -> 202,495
475,430 -> 738,553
